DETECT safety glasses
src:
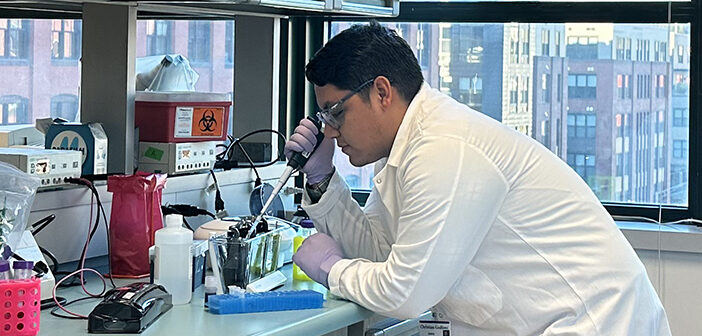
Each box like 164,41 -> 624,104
316,78 -> 375,129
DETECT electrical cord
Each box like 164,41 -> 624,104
63,178 -> 116,288
162,204 -> 216,219
50,296 -> 102,319
30,214 -> 56,235
209,169 -> 227,214
214,129 -> 287,171
39,245 -> 59,275
42,296 -> 66,310
49,179 -> 115,319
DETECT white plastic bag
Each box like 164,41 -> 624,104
0,162 -> 40,257
136,54 -> 200,92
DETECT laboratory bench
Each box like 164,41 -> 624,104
39,264 -> 377,336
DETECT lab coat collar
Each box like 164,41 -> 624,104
386,82 -> 431,167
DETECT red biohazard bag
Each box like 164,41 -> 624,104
107,172 -> 167,278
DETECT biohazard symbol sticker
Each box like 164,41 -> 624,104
191,107 -> 224,137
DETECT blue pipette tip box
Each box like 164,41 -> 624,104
208,290 -> 324,314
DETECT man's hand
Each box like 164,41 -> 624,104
292,233 -> 344,288
284,119 -> 335,185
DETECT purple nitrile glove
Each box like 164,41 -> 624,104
292,232 -> 344,288
284,118 -> 335,185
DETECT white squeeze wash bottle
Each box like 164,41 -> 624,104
154,214 -> 193,304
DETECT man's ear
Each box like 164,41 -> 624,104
374,76 -> 393,108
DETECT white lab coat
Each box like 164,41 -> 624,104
302,83 -> 670,335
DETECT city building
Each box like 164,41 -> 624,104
0,19 -> 233,126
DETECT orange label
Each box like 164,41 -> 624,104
191,107 -> 224,137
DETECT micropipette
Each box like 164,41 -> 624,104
246,116 -> 325,239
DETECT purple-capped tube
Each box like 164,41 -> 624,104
0,260 -> 11,281
12,261 -> 33,279
1,246 -> 11,260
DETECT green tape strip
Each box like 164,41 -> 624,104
144,147 -> 164,161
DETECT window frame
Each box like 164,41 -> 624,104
145,19 -> 173,56
50,94 -> 79,121
187,20 -> 212,66
0,95 -> 30,125
321,0 -> 701,222
51,19 -> 81,62
0,19 -> 30,64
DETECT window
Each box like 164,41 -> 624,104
329,21 -> 691,208
655,74 -> 666,98
50,94 -> 79,121
188,21 -> 211,64
616,74 -> 633,99
146,20 -> 172,56
51,20 -> 81,60
567,153 -> 596,183
136,20 -> 233,95
520,76 -> 529,103
541,73 -> 551,103
673,140 -> 687,159
568,74 -> 596,99
0,19 -> 29,60
673,108 -> 688,127
541,30 -> 550,55
0,95 -> 29,125
673,71 -> 689,96
568,114 -> 596,138
225,21 -> 234,66
677,45 -> 684,63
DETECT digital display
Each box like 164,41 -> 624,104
35,160 -> 49,175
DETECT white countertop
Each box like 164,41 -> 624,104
39,265 -> 375,336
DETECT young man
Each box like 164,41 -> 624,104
286,22 -> 670,335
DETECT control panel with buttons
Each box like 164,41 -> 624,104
138,141 -> 217,175
0,148 -> 82,188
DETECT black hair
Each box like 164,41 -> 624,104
305,21 -> 424,103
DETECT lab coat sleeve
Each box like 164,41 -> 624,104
302,169 -> 394,262
327,136 -> 509,319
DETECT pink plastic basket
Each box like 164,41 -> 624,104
0,278 -> 40,336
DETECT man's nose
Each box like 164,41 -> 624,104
323,125 -> 340,138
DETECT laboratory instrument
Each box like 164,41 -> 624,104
0,148 -> 81,187
247,115 -> 325,239
0,124 -> 44,148
153,214 -> 193,305
138,140 -> 216,175
88,282 -> 172,334
45,121 -> 108,175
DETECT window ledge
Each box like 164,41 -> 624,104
618,220 -> 702,254
0,58 -> 30,66
51,58 -> 80,66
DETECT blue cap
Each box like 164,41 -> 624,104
0,260 -> 9,272
13,260 -> 33,270
300,219 -> 315,229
